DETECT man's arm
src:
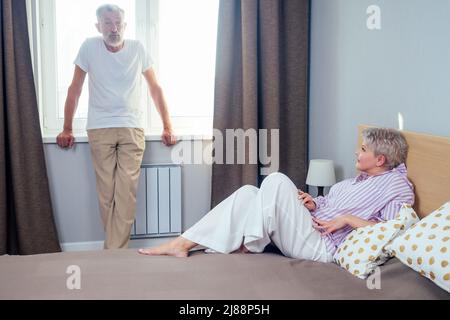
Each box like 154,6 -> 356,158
142,68 -> 176,146
56,66 -> 86,148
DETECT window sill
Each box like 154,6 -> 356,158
42,133 -> 213,144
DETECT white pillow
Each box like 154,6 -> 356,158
385,202 -> 450,293
334,204 -> 419,279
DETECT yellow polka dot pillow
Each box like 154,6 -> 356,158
333,203 -> 419,279
385,202 -> 450,293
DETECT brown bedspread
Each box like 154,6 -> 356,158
0,249 -> 448,299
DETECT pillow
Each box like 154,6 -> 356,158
333,203 -> 419,279
385,202 -> 450,293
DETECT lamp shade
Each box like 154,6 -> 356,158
306,159 -> 336,187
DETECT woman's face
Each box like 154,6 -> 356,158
355,142 -> 386,174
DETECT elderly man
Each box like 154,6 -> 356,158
57,4 -> 176,249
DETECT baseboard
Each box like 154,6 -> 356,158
60,241 -> 104,252
61,237 -> 178,252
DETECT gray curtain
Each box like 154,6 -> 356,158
0,0 -> 61,255
211,0 -> 310,207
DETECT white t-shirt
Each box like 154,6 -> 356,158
74,37 -> 153,130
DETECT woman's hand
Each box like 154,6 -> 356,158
312,216 -> 349,235
298,190 -> 316,212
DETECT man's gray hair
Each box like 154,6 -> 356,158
361,127 -> 408,170
96,4 -> 125,21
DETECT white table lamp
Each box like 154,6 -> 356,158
306,159 -> 336,196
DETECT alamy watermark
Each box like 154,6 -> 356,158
367,5 -> 381,30
171,129 -> 280,175
66,265 -> 81,290
366,267 -> 381,290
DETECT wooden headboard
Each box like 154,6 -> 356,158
358,125 -> 450,218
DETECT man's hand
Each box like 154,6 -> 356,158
312,216 -> 349,236
56,129 -> 75,149
161,128 -> 177,146
298,190 -> 316,212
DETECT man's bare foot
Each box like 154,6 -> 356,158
138,237 -> 196,258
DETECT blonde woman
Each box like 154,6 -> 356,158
139,128 -> 414,263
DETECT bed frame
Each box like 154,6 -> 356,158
359,125 -> 450,218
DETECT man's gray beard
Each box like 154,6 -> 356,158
109,41 -> 122,46
106,38 -> 123,47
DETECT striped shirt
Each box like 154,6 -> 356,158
311,163 -> 414,256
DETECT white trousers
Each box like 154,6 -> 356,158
182,172 -> 333,263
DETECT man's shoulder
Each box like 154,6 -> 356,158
125,39 -> 144,49
80,36 -> 102,48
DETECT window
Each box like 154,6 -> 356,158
32,0 -> 218,137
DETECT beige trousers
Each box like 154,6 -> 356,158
87,128 -> 145,249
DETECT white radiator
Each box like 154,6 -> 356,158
131,164 -> 182,239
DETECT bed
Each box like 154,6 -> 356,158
0,125 -> 449,300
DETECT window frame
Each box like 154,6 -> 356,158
31,0 -> 214,138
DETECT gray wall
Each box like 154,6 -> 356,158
44,141 -> 212,244
309,0 -> 450,184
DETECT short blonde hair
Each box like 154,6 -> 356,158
361,127 -> 408,170
96,4 -> 125,21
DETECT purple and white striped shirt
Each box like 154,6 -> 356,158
311,163 -> 414,256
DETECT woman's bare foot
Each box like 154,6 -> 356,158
232,243 -> 250,254
138,237 -> 197,258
